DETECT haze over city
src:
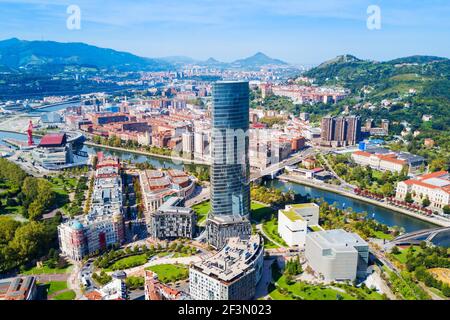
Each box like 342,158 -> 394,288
0,0 -> 449,64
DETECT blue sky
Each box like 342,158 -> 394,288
0,0 -> 449,65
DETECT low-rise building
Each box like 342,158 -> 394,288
189,235 -> 264,300
0,276 -> 37,300
84,272 -> 127,300
139,169 -> 195,214
144,270 -> 189,300
351,148 -> 424,174
278,203 -> 319,247
148,197 -> 196,240
305,229 -> 369,282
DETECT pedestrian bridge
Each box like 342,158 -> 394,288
385,227 -> 450,248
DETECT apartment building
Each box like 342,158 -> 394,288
139,169 -> 195,214
58,157 -> 125,261
148,197 -> 196,240
189,235 -> 264,300
321,116 -> 361,147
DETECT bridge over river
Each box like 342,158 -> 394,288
385,227 -> 450,249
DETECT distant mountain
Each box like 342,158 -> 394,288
160,52 -> 289,70
160,55 -> 198,65
231,52 -> 288,69
0,38 -> 173,72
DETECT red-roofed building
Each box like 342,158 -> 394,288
351,150 -> 408,173
396,171 -> 450,213
144,270 -> 188,300
32,133 -> 73,168
39,133 -> 67,147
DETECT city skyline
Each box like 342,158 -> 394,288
0,0 -> 449,65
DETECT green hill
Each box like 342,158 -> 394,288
0,38 -> 173,72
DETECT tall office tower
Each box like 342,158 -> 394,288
206,81 -> 251,249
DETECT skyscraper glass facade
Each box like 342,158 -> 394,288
210,81 -> 250,217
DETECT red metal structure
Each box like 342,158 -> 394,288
27,120 -> 33,146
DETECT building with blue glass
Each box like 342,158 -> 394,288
210,81 -> 250,217
207,81 -> 252,249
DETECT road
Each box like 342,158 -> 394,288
250,147 -> 317,181
185,185 -> 210,207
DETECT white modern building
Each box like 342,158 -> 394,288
305,229 -> 369,282
278,203 -> 319,247
189,235 -> 264,300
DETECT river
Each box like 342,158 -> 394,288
0,130 -> 441,235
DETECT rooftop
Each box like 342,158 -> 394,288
307,229 -> 368,254
190,235 -> 262,283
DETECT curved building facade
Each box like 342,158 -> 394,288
210,81 -> 250,218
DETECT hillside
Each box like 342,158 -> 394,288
303,54 -> 450,167
0,38 -> 173,72
304,54 -> 450,99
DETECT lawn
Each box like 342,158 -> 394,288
276,275 -> 356,300
52,290 -> 76,300
107,254 -> 148,271
45,281 -> 68,295
250,202 -> 275,223
262,218 -> 288,247
145,264 -> 189,284
371,230 -> 394,241
192,200 -> 276,226
192,201 -> 210,226
22,265 -> 72,275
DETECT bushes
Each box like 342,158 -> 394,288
388,271 -> 430,300
415,267 -> 450,297
92,271 -> 112,286
125,276 -> 144,290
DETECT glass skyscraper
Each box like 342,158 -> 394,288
210,81 -> 250,218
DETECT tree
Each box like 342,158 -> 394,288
405,192 -> 414,204
28,201 -> 45,220
9,222 -> 46,260
429,158 -> 447,172
443,205 -> 450,215
0,217 -> 21,245
391,246 -> 400,255
422,197 -> 431,208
